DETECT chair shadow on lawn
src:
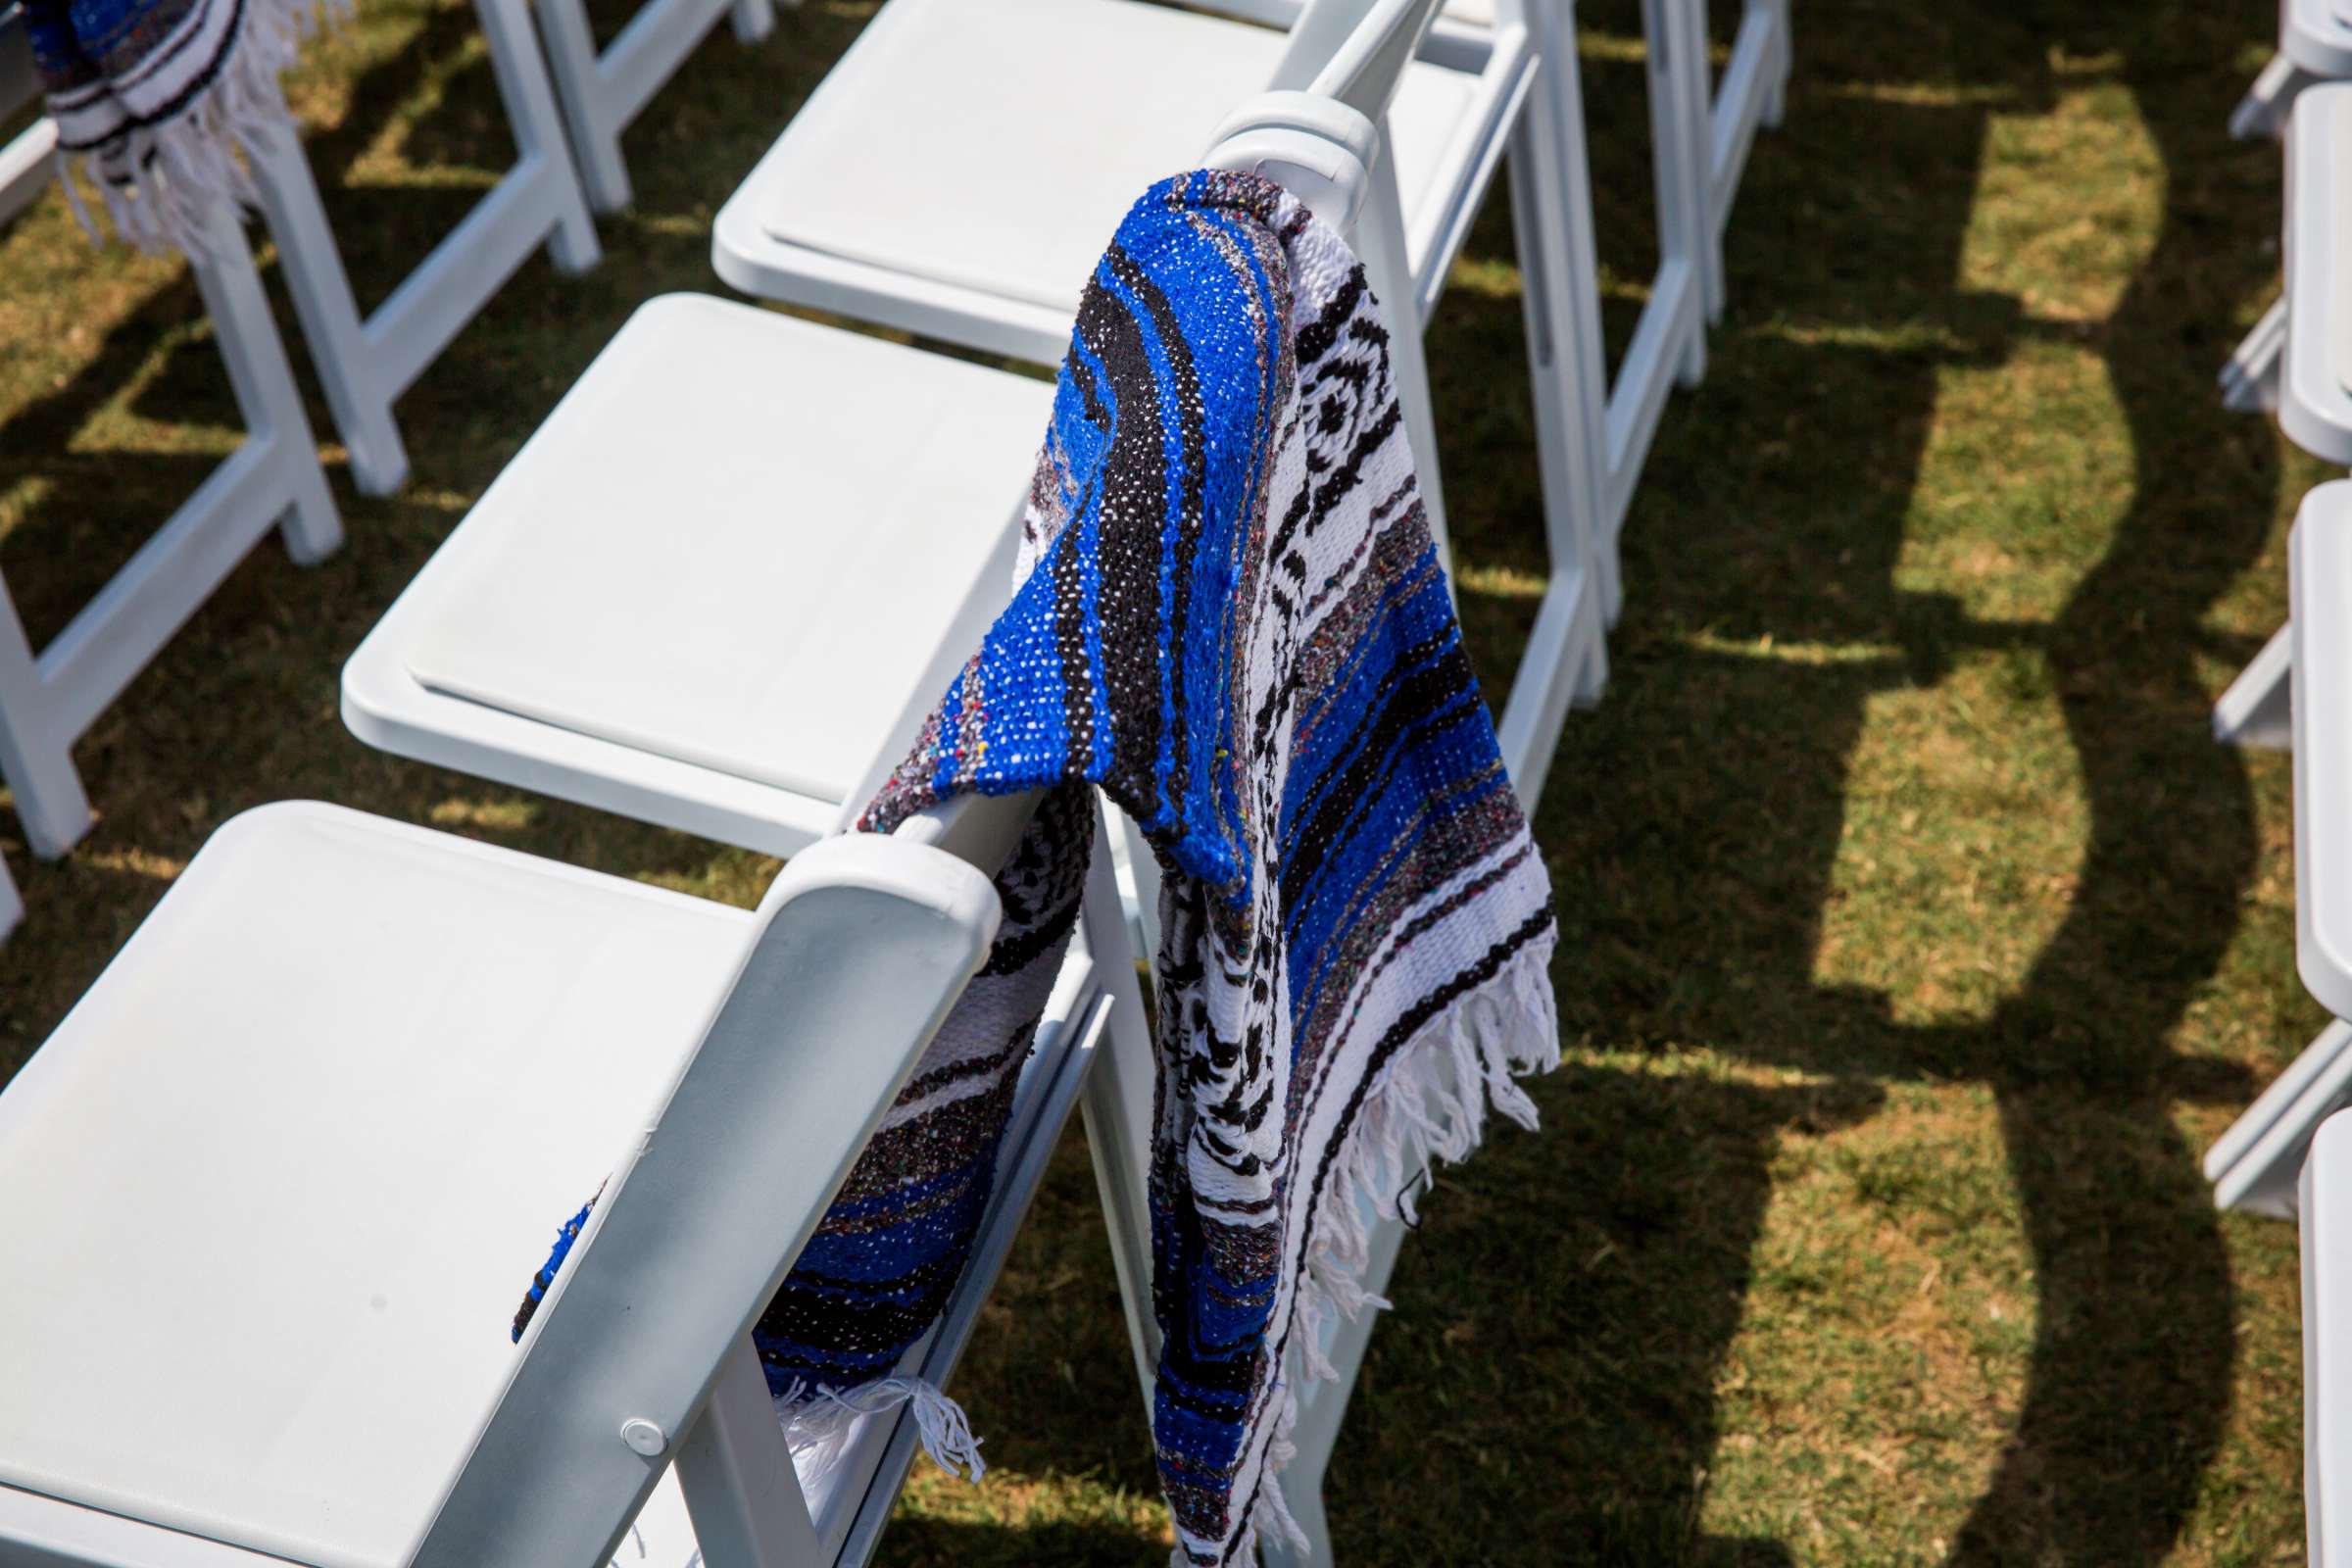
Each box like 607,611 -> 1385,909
1399,0 -> 2283,1561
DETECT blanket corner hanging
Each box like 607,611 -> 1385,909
23,0 -> 340,255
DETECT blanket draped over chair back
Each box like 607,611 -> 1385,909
518,167 -> 1562,1567
22,0 -> 334,254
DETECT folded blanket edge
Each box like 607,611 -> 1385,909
53,0 -> 348,258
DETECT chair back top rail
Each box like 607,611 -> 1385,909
1270,0 -> 1450,122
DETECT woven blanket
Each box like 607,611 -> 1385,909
23,0 -> 332,254
516,167 -> 1559,1565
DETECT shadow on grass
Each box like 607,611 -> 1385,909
1448,0 -> 2283,1561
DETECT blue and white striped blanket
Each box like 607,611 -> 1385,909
23,0 -> 330,253
848,169 -> 1561,1563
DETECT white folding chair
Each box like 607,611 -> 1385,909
346,19 -> 1514,1556
2205,481 -> 2352,1215
2215,85 -> 2352,747
0,11 -> 342,945
240,0 -> 602,497
2231,0 -> 2352,140
707,0 -> 1613,802
533,0 -> 784,213
0,777 -> 1158,1568
2302,1106 -> 2352,1565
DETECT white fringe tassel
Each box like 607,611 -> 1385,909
775,1375 -> 987,1498
1222,938 -> 1561,1567
58,0 -> 347,259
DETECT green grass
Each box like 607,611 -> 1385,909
0,0 -> 2327,1562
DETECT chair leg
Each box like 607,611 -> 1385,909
245,131 -> 411,498
0,849 -> 21,944
477,0 -> 605,269
1760,0 -> 1790,128
2232,51 -> 2313,141
531,0 -> 635,213
1649,0 -> 1721,322
2215,622 -> 2294,750
2220,295 -> 2286,416
1079,805 -> 1165,1415
1491,99 -> 1611,805
1357,133 -> 1452,577
0,578 -> 92,860
729,0 -> 777,44
674,1334 -> 824,1562
189,201 -> 345,561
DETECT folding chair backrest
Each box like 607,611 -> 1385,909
1267,0 -> 1449,122
413,791 -> 1040,1568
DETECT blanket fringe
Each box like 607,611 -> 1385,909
58,0 -> 347,258
1226,936 -> 1559,1567
775,1375 -> 986,1496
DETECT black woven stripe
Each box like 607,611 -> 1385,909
1278,632 -> 1479,910
1222,904 -> 1556,1565
1102,242 -> 1204,823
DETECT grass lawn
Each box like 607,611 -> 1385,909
0,0 -> 2328,1562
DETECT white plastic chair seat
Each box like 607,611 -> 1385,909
712,0 -> 1482,358
0,803 -> 759,1568
2304,1109 -> 2352,1565
344,295 -> 1055,854
2297,481 -> 2352,1019
2283,86 -> 2352,463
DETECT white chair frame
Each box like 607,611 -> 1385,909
2301,1106 -> 2352,1566
0,47 -> 343,943
2207,482 -> 2352,1216
341,8 -> 1512,1555
2230,0 -> 2352,140
534,0 -> 784,213
2215,86 -> 2352,748
246,0 -> 601,498
0,785 -> 1160,1568
1684,0 -> 1788,317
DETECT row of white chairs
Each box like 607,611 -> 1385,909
0,1 -> 1797,1565
2208,27 -> 2352,1567
0,0 -> 1790,945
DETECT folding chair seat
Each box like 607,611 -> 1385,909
0,788 -> 1152,1568
2303,1108 -> 2352,1566
2206,481 -> 2352,1213
0,12 -> 342,945
2231,0 -> 2352,140
343,293 -> 1056,858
